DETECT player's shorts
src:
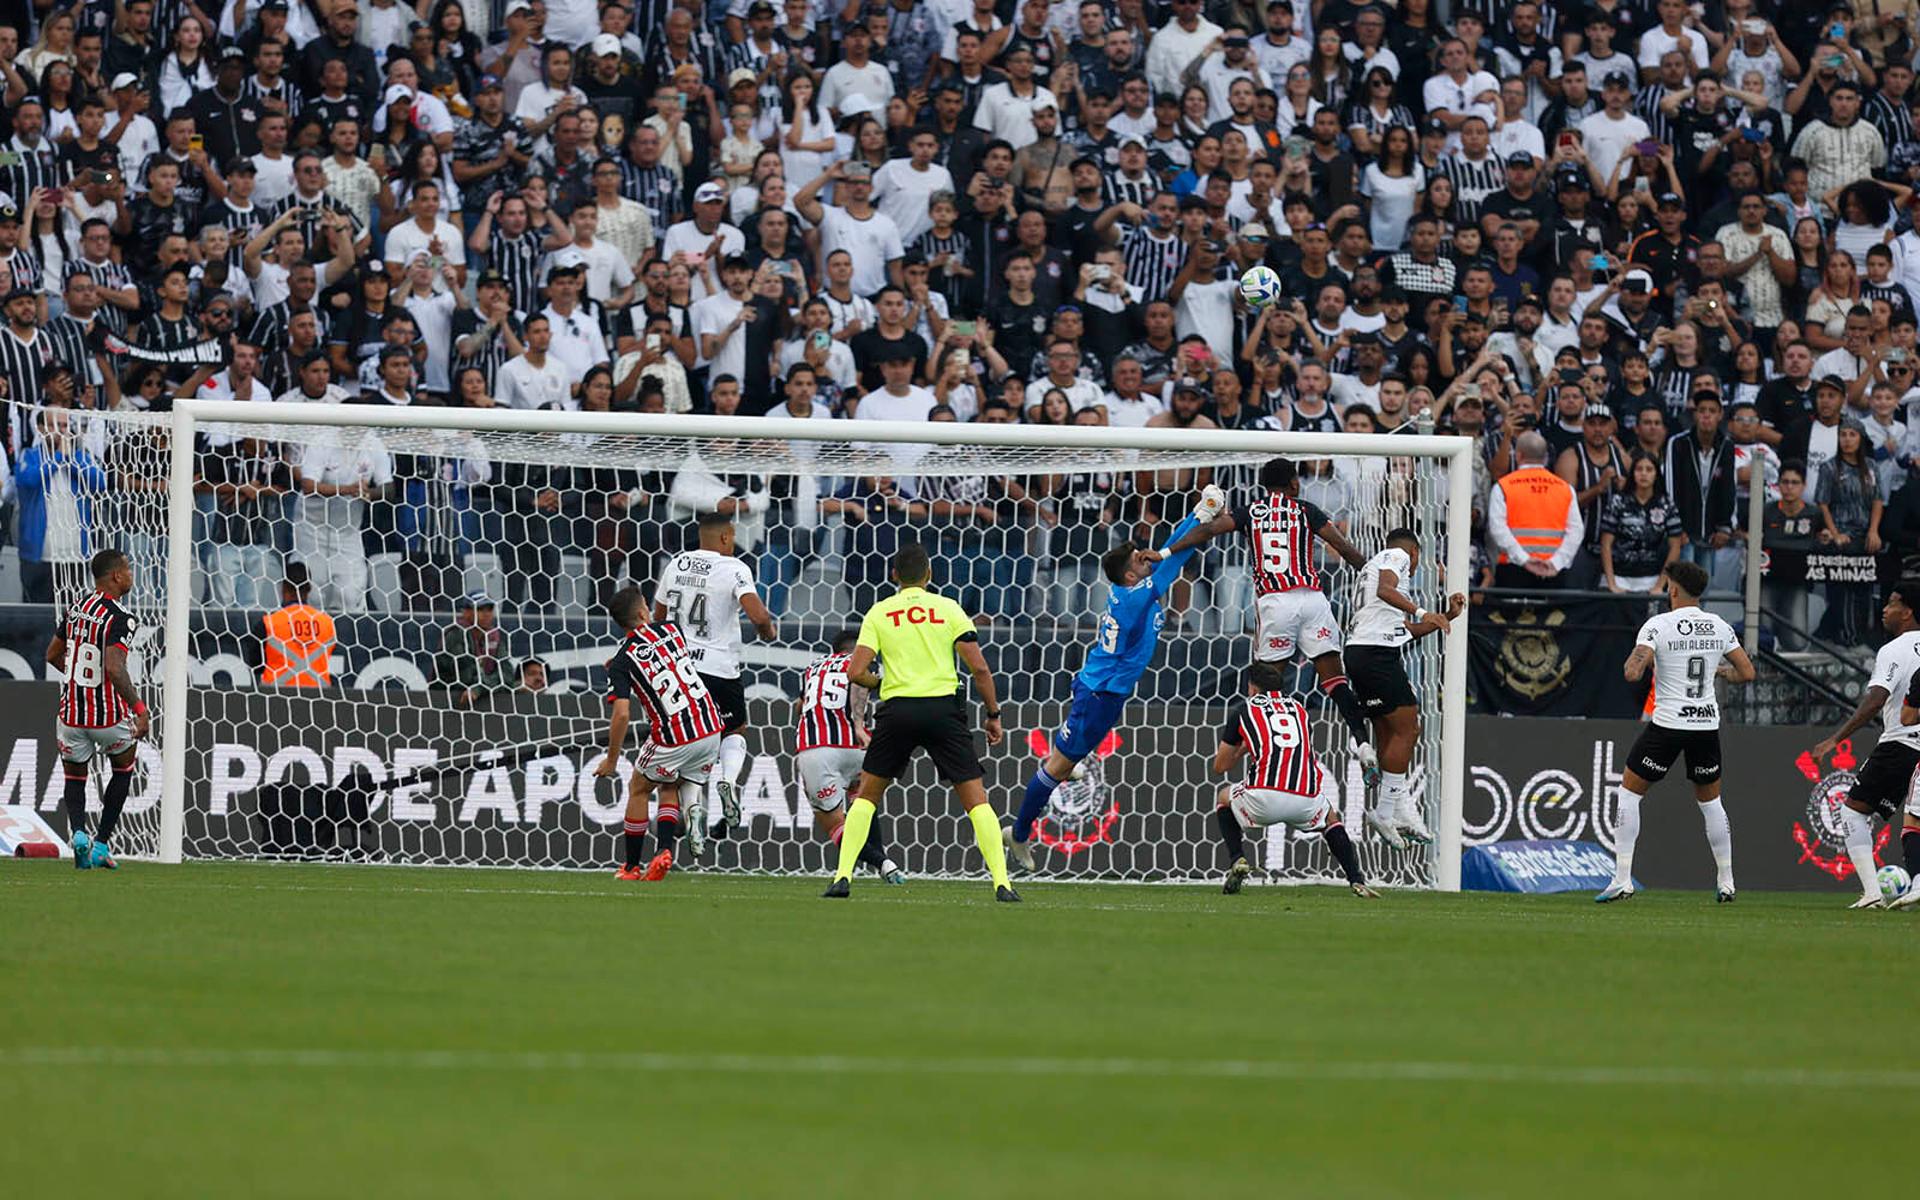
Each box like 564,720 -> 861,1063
1228,783 -> 1335,832
699,673 -> 747,733
1254,588 -> 1343,663
634,732 -> 723,786
1625,723 -> 1723,784
863,695 -> 983,784
1344,644 -> 1416,714
796,745 -> 865,813
57,717 -> 137,766
1054,678 -> 1128,761
1845,740 -> 1920,821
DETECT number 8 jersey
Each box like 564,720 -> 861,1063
59,590 -> 134,729
1636,609 -> 1737,731
605,622 -> 725,746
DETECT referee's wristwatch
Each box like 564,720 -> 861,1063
984,709 -> 1002,720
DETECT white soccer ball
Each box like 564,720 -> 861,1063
1878,864 -> 1911,900
1239,265 -> 1283,310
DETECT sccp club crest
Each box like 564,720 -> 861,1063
1487,608 -> 1572,701
1792,741 -> 1890,879
1026,729 -> 1121,855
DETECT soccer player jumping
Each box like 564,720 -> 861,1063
49,548 -> 148,870
1005,484 -> 1226,871
1154,457 -> 1380,781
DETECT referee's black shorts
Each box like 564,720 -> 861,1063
862,695 -> 983,784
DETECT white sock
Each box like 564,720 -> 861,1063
1612,788 -> 1642,886
1698,798 -> 1733,889
709,733 -> 749,816
1842,806 -> 1881,899
1375,771 -> 1406,819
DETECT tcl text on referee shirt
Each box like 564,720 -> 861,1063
856,585 -> 977,699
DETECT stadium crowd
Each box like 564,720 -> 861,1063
0,0 -> 1917,648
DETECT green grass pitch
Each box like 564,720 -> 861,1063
3,863 -> 1909,1198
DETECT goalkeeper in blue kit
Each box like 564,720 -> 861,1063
1005,485 -> 1226,870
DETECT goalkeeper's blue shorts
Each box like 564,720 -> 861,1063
1054,677 -> 1129,761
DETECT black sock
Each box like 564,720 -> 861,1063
653,802 -> 681,859
1321,676 -> 1370,744
857,814 -> 892,870
622,820 -> 648,868
1215,806 -> 1244,861
95,765 -> 133,843
62,771 -> 87,837
1904,829 -> 1920,876
1323,824 -> 1364,885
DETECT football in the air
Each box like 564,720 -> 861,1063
1878,864 -> 1911,899
1239,265 -> 1283,309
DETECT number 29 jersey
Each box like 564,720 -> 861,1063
59,590 -> 135,728
1231,492 -> 1334,596
1636,609 -> 1737,731
652,549 -> 757,679
605,622 -> 725,746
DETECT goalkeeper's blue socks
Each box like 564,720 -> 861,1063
1012,766 -> 1065,843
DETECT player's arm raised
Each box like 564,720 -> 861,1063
1375,564 -> 1459,636
1814,686 -> 1889,759
103,643 -> 148,737
1156,510 -> 1235,560
1315,518 -> 1369,569
954,637 -> 1004,746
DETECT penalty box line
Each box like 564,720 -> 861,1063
2,1046 -> 1917,1091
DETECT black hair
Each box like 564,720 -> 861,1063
1246,660 -> 1291,693
1258,456 -> 1297,490
893,541 -> 932,584
607,585 -> 647,627
832,629 -> 859,654
1665,559 -> 1709,600
697,509 -> 733,530
1101,542 -> 1138,585
1385,527 -> 1419,550
89,548 -> 127,579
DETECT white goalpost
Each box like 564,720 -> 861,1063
86,399 -> 1473,889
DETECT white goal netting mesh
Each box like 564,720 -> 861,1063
57,405 -> 1455,886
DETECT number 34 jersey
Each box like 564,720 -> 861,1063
605,622 -> 725,747
59,590 -> 134,729
652,549 -> 757,679
1636,608 -> 1737,731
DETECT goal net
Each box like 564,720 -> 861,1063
69,401 -> 1469,888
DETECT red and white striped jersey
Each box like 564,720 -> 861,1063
1231,492 -> 1333,594
605,622 -> 725,747
58,590 -> 135,729
1221,692 -> 1323,795
797,652 -> 860,751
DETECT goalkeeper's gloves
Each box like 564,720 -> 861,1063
744,490 -> 770,515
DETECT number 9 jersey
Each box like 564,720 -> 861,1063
1636,609 -> 1737,731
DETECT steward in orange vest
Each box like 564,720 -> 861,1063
1491,434 -> 1584,589
261,563 -> 336,687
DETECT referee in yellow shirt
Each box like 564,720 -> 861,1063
825,541 -> 1018,902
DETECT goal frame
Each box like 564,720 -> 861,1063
157,398 -> 1476,889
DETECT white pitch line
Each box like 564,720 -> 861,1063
1,1046 -> 1915,1091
